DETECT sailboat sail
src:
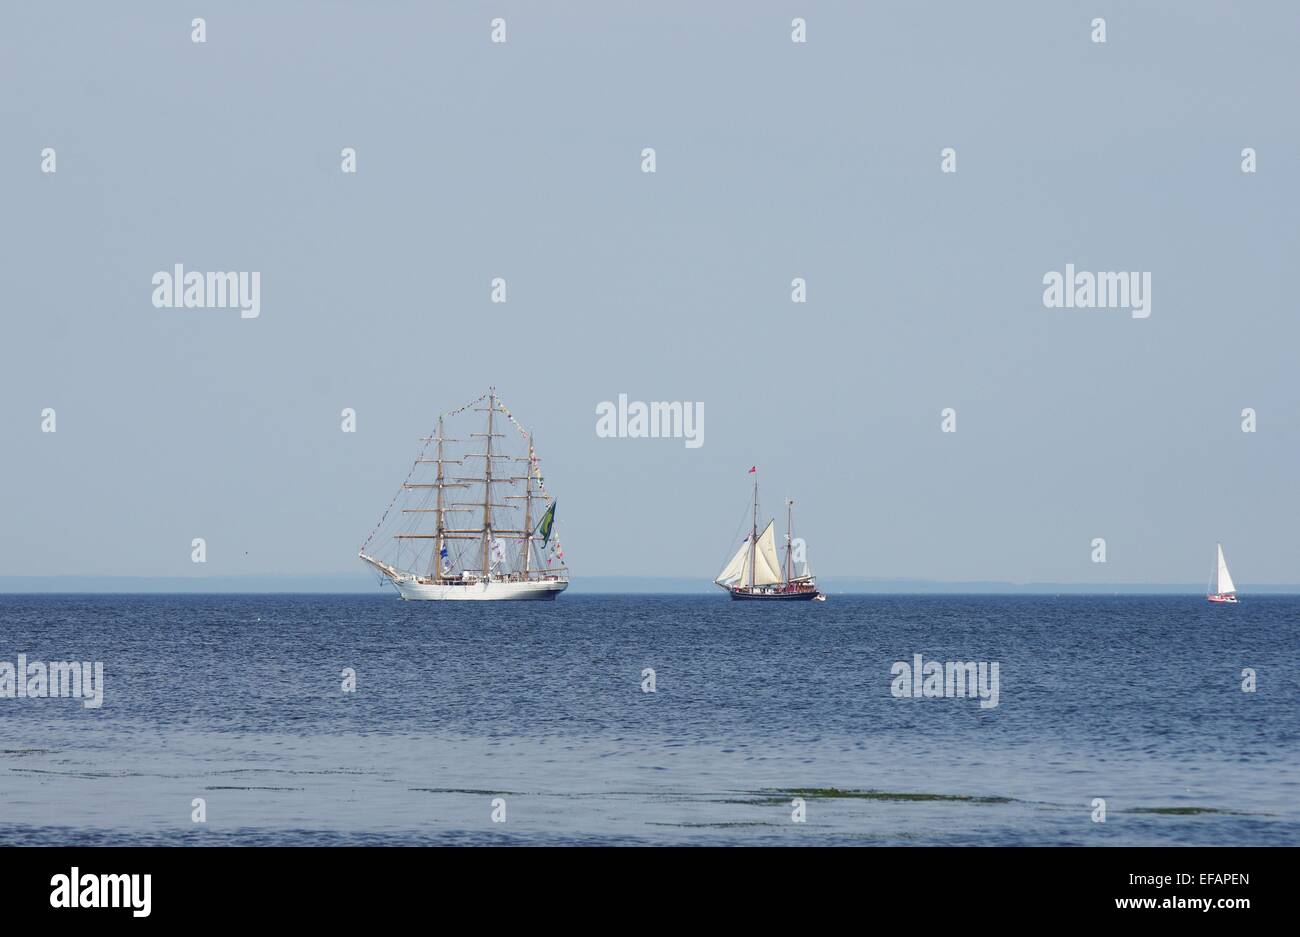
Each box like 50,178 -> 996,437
1213,543 -> 1236,595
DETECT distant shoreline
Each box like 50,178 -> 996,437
2,576 -> 1299,596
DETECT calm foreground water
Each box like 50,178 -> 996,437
1,593 -> 1296,845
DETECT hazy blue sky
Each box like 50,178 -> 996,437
3,2 -> 1298,586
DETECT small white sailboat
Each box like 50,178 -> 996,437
1206,543 -> 1239,604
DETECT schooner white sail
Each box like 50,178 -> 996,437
358,389 -> 568,600
716,521 -> 783,588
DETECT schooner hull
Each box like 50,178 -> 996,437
727,587 -> 821,601
394,578 -> 567,601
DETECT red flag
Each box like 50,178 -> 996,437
748,466 -> 757,474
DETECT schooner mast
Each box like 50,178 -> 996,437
749,471 -> 758,591
785,498 -> 794,584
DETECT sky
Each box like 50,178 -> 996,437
2,2 -> 1298,587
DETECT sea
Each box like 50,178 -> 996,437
1,594 -> 1296,845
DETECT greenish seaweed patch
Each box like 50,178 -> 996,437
770,788 -> 1013,804
410,788 -> 517,796
646,821 -> 777,829
711,797 -> 790,806
204,785 -> 304,791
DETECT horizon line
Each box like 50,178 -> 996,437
0,573 -> 1296,596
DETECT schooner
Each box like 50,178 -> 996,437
358,389 -> 568,600
714,469 -> 823,601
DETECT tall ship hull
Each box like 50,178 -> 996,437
394,578 -> 566,601
358,389 -> 569,602
714,468 -> 824,603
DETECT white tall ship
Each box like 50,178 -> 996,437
1206,542 -> 1239,604
359,389 -> 568,600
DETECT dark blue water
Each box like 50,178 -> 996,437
1,594 -> 1296,844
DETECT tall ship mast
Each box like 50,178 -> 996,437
714,469 -> 823,601
359,388 -> 568,601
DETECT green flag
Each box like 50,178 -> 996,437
535,501 -> 556,546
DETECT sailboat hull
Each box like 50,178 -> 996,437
1207,593 -> 1239,604
394,578 -> 567,601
